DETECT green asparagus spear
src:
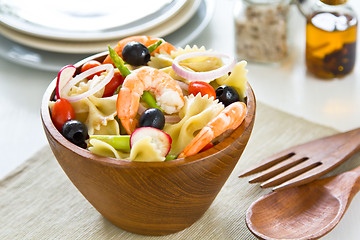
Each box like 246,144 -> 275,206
90,135 -> 130,151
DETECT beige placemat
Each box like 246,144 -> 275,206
1,102 -> 360,240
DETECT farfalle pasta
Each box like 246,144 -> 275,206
68,92 -> 118,135
85,95 -> 119,135
129,137 -> 165,162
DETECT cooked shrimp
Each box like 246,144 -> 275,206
117,66 -> 184,134
103,35 -> 176,65
178,101 -> 247,158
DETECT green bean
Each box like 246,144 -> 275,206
89,135 -> 130,151
147,40 -> 163,53
141,91 -> 163,111
165,154 -> 177,161
108,45 -> 131,77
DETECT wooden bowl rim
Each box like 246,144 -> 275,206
41,52 -> 256,169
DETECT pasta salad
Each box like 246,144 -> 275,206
49,35 -> 249,162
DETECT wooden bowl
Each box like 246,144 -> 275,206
41,52 -> 256,236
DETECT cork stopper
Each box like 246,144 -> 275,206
320,0 -> 347,5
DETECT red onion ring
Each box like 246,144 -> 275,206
165,115 -> 181,123
138,103 -> 147,115
172,52 -> 235,83
60,64 -> 114,102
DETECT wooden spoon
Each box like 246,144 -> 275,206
246,165 -> 360,240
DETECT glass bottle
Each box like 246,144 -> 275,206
234,0 -> 292,64
305,0 -> 357,79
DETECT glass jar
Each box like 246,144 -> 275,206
234,0 -> 292,64
305,0 -> 357,79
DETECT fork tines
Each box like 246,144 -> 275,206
240,128 -> 360,191
239,152 -> 324,191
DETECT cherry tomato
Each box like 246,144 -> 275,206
51,98 -> 76,131
80,60 -> 103,79
103,71 -> 125,97
188,81 -> 216,99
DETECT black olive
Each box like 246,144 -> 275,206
139,108 -> 165,130
62,120 -> 88,148
122,41 -> 151,66
215,85 -> 240,106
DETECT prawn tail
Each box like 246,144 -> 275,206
230,102 -> 247,130
178,127 -> 214,158
178,102 -> 248,159
154,42 -> 177,55
121,118 -> 138,135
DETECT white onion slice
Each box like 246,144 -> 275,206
60,64 -> 114,102
172,52 -> 235,83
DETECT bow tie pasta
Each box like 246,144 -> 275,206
70,94 -> 119,135
129,136 -> 165,162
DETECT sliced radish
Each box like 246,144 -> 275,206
56,65 -> 76,99
130,127 -> 172,157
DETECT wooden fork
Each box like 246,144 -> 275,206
239,128 -> 360,191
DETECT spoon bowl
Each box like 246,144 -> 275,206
246,166 -> 360,240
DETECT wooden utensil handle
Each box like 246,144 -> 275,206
346,166 -> 360,210
350,165 -> 360,185
320,164 -> 360,201
343,127 -> 360,151
347,127 -> 360,188
331,165 -> 360,202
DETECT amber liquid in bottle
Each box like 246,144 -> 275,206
306,12 -> 357,79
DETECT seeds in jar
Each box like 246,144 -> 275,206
235,3 -> 289,63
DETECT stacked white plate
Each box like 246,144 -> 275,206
0,0 -> 214,71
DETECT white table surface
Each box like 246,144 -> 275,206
0,0 -> 359,239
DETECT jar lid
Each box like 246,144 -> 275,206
320,0 -> 347,5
